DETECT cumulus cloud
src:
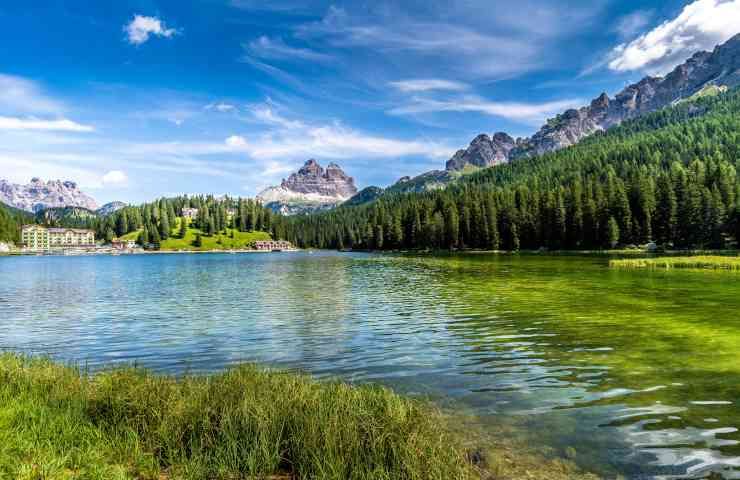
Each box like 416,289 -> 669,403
0,116 -> 94,132
389,79 -> 469,93
608,0 -> 740,75
102,170 -> 128,186
389,96 -> 583,125
124,15 -> 178,45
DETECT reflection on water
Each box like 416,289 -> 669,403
2,251 -> 740,479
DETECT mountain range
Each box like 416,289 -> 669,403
395,33 -> 740,190
0,178 -> 126,217
5,35 -> 740,217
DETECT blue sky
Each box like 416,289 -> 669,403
0,0 -> 739,204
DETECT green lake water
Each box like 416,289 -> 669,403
1,252 -> 739,478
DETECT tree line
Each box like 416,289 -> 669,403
281,89 -> 740,251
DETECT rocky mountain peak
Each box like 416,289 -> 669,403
0,178 -> 99,213
258,160 -> 358,215
446,132 -> 516,171
280,159 -> 357,198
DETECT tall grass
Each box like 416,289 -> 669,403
610,256 -> 740,270
0,354 -> 477,480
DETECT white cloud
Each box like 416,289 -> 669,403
0,73 -> 64,114
245,122 -> 454,160
102,170 -> 128,186
0,154 -> 107,190
389,96 -> 583,125
248,103 -> 305,129
0,116 -> 94,132
296,6 -> 543,79
124,15 -> 178,45
608,0 -> 740,74
206,102 -> 237,112
120,104 -> 454,162
389,79 -> 469,93
245,36 -> 333,62
613,10 -> 654,39
225,135 -> 248,148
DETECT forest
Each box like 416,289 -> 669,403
280,88 -> 740,251
0,204 -> 32,244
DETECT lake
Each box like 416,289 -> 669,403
1,251 -> 739,479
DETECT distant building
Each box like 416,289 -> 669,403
181,208 -> 199,219
111,238 -> 137,250
21,225 -> 95,251
254,240 -> 294,251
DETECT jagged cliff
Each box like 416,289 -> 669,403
257,159 -> 358,215
447,33 -> 740,171
0,178 -> 99,213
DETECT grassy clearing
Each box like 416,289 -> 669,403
610,255 -> 740,270
0,353 -> 479,480
121,218 -> 271,251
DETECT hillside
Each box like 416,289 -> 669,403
0,203 -> 33,245
282,87 -> 740,251
123,218 -> 271,251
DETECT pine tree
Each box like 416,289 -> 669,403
607,217 -> 620,248
179,217 -> 188,238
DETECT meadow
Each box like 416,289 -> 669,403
121,218 -> 271,251
609,255 -> 740,270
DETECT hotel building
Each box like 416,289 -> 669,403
21,225 -> 96,251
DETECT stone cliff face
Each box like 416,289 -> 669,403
0,178 -> 99,213
257,159 -> 358,215
280,159 -> 358,198
447,33 -> 740,171
446,133 -> 515,171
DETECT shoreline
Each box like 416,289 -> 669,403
0,353 -> 599,480
0,248 -> 303,257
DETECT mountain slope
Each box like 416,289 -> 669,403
97,202 -> 127,216
282,85 -> 740,251
447,33 -> 740,171
0,178 -> 98,213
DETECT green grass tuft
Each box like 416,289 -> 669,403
610,255 -> 740,270
0,354 -> 476,479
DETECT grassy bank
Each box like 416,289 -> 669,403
0,354 -> 477,480
610,255 -> 740,270
0,354 -> 601,480
122,218 -> 271,251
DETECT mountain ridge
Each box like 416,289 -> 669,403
446,33 -> 740,172
0,178 -> 99,213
